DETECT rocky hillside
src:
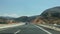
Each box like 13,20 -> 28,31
41,6 -> 60,18
34,6 -> 60,24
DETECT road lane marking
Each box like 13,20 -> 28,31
34,25 -> 52,34
14,30 -> 21,34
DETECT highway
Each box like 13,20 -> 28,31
38,25 -> 60,34
0,23 -> 60,34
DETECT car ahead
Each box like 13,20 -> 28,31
25,22 -> 28,25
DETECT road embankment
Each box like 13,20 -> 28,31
38,24 -> 60,32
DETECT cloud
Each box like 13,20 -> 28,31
0,14 -> 19,18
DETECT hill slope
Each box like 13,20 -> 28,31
38,6 -> 60,24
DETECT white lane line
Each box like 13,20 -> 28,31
34,25 -> 52,34
14,30 -> 21,34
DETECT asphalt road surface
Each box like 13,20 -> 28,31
38,25 -> 60,34
0,24 -> 60,34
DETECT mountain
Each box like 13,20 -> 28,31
39,6 -> 60,24
15,16 -> 29,22
0,16 -> 15,19
15,15 -> 40,23
0,16 -> 16,24
1,6 -> 60,24
15,6 -> 60,24
41,6 -> 60,18
27,15 -> 39,22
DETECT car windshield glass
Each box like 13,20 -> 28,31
0,0 -> 60,34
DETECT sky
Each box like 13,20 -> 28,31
0,0 -> 60,17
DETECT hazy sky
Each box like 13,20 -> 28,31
0,0 -> 60,17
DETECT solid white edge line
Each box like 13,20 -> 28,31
34,25 -> 52,34
14,30 -> 21,34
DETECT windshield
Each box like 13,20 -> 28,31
0,0 -> 60,34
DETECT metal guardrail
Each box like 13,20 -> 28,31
38,24 -> 60,31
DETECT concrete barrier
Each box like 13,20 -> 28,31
38,24 -> 60,31
0,23 -> 25,29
